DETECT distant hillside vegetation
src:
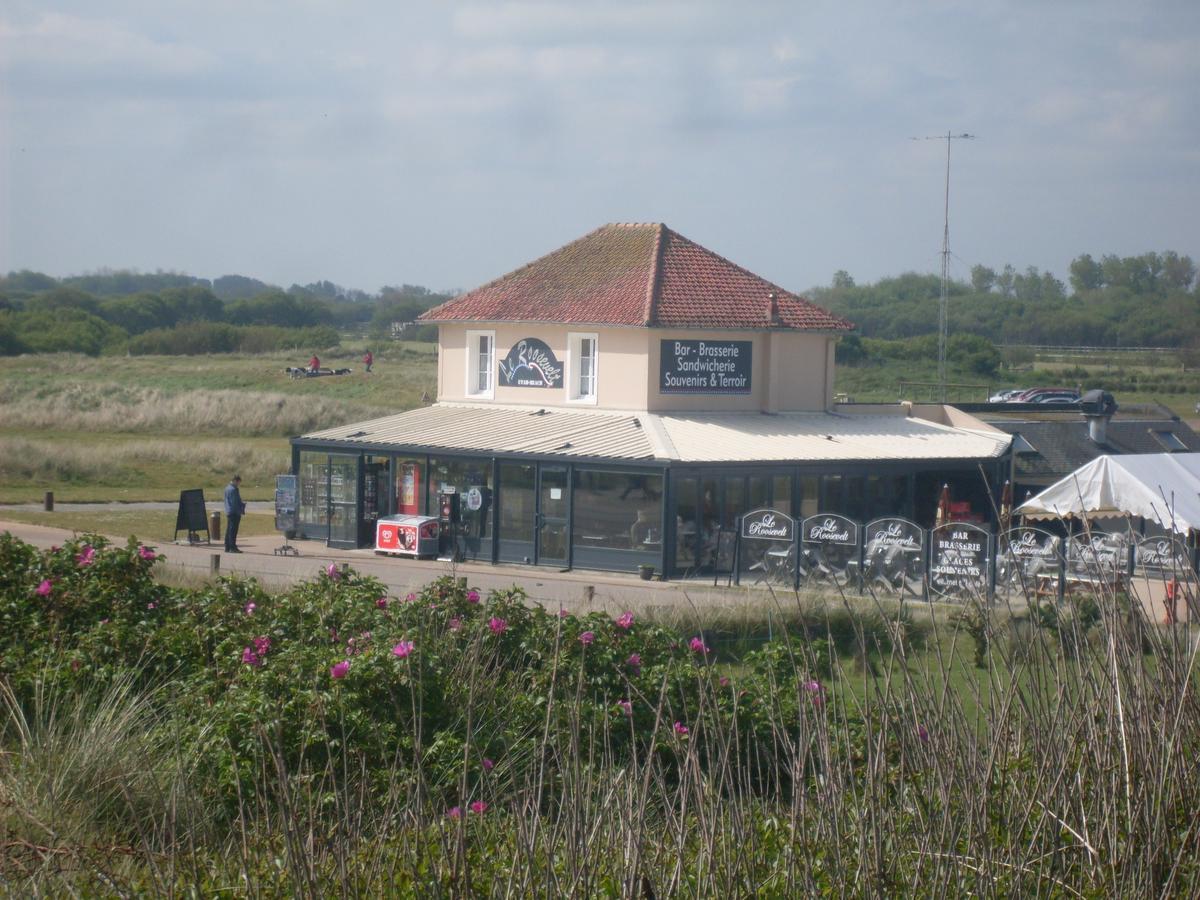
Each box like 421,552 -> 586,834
0,270 -> 451,355
811,251 -> 1198,348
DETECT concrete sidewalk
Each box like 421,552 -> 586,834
0,517 -> 748,615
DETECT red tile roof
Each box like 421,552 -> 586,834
420,223 -> 854,332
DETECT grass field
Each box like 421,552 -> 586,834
0,508 -> 278,542
0,344 -> 437,503
2,341 -> 1195,513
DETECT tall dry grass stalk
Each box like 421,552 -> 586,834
0,385 -> 388,436
0,676 -> 207,862
0,436 -> 288,483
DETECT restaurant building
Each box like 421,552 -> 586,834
289,223 -> 1012,577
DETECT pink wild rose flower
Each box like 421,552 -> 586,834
802,679 -> 824,706
242,647 -> 263,667
446,806 -> 462,819
253,636 -> 271,656
76,545 -> 96,566
330,660 -> 350,679
138,545 -> 156,561
626,653 -> 641,675
615,611 -> 634,630
689,637 -> 709,655
482,758 -> 494,771
618,699 -> 633,717
579,631 -> 595,645
35,579 -> 53,597
488,617 -> 508,635
673,721 -> 689,736
467,589 -> 481,604
448,616 -> 463,631
376,596 -> 388,609
326,563 -> 341,580
469,800 -> 488,815
244,602 -> 256,615
392,640 -> 415,658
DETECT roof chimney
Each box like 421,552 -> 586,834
767,291 -> 780,325
1080,388 -> 1117,445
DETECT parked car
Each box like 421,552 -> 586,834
1013,387 -> 1080,404
989,389 -> 1022,403
1035,393 -> 1082,404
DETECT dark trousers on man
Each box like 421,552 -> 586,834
225,514 -> 242,551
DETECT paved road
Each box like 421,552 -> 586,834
0,516 -> 752,616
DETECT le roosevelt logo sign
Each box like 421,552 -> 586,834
498,338 -> 563,388
740,508 -> 795,542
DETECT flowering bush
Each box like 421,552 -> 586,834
0,537 -> 837,820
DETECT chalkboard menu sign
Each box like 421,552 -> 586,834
173,489 -> 209,543
930,523 -> 991,599
275,474 -> 299,534
659,340 -> 752,394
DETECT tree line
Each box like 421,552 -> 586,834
812,250 -> 1198,349
0,270 -> 450,356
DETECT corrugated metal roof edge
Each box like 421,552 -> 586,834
289,435 -> 667,466
287,433 -> 1004,469
292,405 -> 1011,464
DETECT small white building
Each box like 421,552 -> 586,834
290,223 -> 1012,576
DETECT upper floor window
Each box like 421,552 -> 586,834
568,332 -> 598,404
466,330 -> 495,399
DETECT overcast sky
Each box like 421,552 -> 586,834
2,1 -> 1197,295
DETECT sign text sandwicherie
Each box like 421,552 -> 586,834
659,340 -> 752,394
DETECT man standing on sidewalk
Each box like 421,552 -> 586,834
224,475 -> 245,553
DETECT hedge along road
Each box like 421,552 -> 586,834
0,512 -> 738,615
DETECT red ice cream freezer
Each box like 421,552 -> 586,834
375,515 -> 440,558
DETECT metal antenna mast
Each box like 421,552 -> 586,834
912,131 -> 975,401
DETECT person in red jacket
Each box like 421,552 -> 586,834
308,354 -> 320,374
363,349 -> 373,373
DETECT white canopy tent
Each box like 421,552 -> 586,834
1016,453 -> 1200,536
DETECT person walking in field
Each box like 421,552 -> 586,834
363,349 -> 373,373
224,475 -> 245,553
308,354 -> 320,374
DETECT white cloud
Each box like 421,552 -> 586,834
451,2 -> 717,42
1117,35 -> 1200,77
0,12 -> 213,75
